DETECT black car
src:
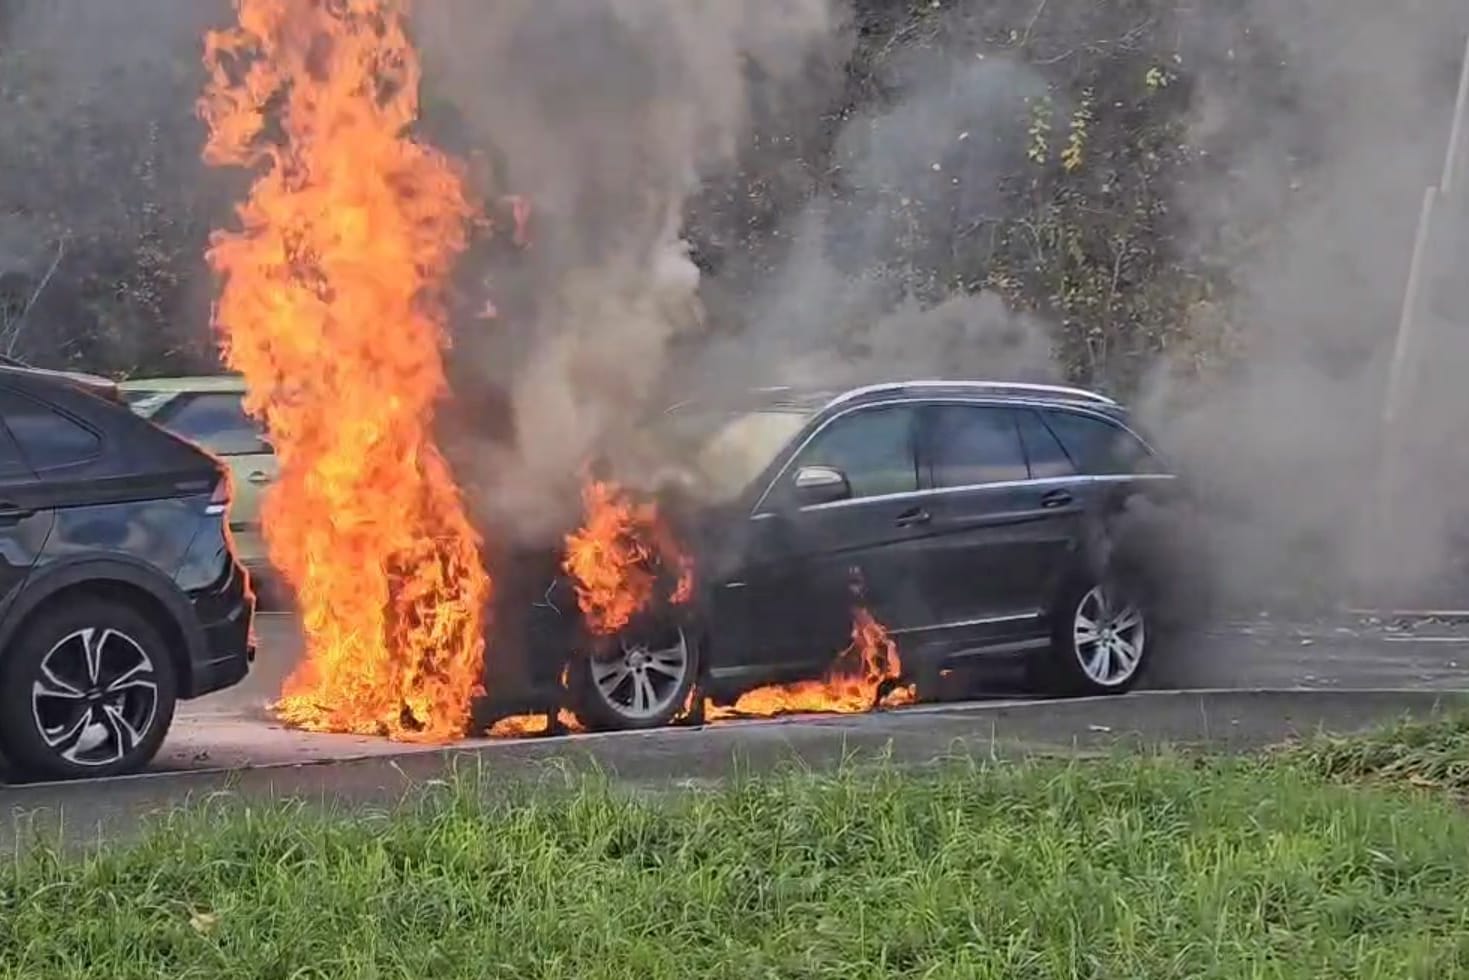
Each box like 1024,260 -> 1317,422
0,365 -> 255,780
481,380 -> 1185,732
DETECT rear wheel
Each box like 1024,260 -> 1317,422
1034,578 -> 1151,696
0,598 -> 179,781
571,622 -> 698,731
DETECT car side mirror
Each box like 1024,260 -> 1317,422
792,465 -> 851,507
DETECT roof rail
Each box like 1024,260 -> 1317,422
823,379 -> 1117,411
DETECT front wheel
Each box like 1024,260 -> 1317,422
1035,578 -> 1152,696
570,623 -> 699,731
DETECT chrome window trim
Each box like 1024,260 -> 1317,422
888,610 -> 1042,636
749,395 -> 1171,518
820,380 -> 1117,413
785,473 -> 1176,515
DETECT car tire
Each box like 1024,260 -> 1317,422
1033,575 -> 1152,697
0,598 -> 179,781
570,621 -> 699,732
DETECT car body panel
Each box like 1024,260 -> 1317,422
0,366 -> 255,704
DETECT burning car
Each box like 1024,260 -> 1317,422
479,379 -> 1186,732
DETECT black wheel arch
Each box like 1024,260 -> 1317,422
0,557 -> 207,698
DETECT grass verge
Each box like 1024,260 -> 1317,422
4,750 -> 1469,978
1288,712 -> 1469,797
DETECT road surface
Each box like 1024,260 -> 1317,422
159,611 -> 1469,772
3,612 -> 1468,847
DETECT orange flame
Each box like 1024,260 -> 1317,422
489,709 -> 585,738
563,480 -> 694,635
487,664 -> 584,737
706,609 -> 914,720
200,0 -> 490,741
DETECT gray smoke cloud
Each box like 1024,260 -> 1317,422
1138,0 -> 1469,611
682,51 -> 1060,400
415,0 -> 841,542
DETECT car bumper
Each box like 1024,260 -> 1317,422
184,557 -> 256,699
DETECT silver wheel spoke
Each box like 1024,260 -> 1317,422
1113,637 -> 1139,671
1074,614 -> 1100,645
43,707 -> 92,751
1112,606 -> 1143,633
592,658 -> 630,690
646,650 -> 685,678
104,660 -> 157,696
80,628 -> 106,686
1089,644 -> 1112,682
633,672 -> 657,714
100,703 -> 143,758
34,663 -> 87,701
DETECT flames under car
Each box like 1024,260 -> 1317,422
472,380 -> 1194,733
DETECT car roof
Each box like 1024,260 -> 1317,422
666,380 -> 1125,419
118,374 -> 247,394
820,379 -> 1120,412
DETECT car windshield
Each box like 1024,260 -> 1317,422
652,407 -> 810,502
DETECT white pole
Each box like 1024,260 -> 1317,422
1382,186 -> 1438,434
1444,36 -> 1469,192
1365,185 -> 1437,594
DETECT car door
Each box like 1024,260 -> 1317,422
727,403 -> 930,680
150,392 -> 275,567
1039,407 -> 1177,587
914,403 -> 1086,650
0,397 -> 54,608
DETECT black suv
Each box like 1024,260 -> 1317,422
483,380 -> 1183,731
0,365 -> 254,780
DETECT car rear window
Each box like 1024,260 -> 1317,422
0,388 -> 102,471
1042,410 -> 1161,475
155,392 -> 268,457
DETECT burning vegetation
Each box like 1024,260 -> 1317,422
201,0 -> 490,741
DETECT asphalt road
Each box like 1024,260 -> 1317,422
3,612 -> 1469,846
160,611 -> 1469,772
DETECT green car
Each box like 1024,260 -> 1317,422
119,375 -> 278,584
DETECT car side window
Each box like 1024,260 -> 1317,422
793,405 -> 918,500
1016,410 -> 1077,479
1042,410 -> 1160,475
926,405 -> 1029,488
157,393 -> 269,457
0,389 -> 101,472
0,420 -> 32,481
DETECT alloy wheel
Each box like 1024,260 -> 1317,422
1072,585 -> 1146,687
29,627 -> 160,768
589,628 -> 690,720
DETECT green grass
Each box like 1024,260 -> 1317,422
4,752 -> 1469,978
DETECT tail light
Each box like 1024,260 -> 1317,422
205,471 -> 233,516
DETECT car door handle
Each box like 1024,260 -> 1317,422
247,471 -> 273,485
1041,489 -> 1074,509
895,507 -> 931,527
0,501 -> 33,525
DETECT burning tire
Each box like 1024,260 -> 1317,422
570,622 -> 698,731
1035,577 -> 1151,696
0,599 -> 178,780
